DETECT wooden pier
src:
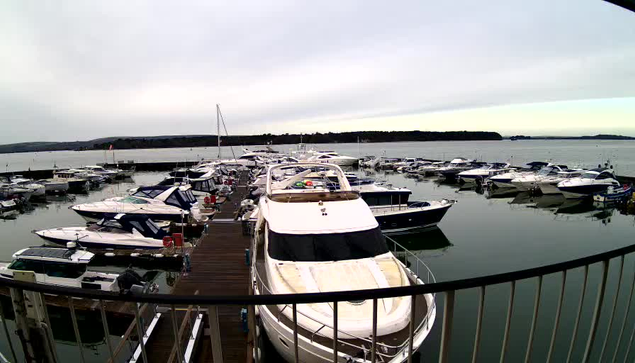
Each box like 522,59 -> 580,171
143,175 -> 253,363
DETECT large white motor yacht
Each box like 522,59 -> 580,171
252,163 -> 435,363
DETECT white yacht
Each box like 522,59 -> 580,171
557,168 -> 621,199
458,163 -> 510,184
488,161 -> 549,189
34,214 -> 168,249
252,163 -> 436,363
0,246 -> 119,291
307,151 -> 359,166
83,165 -> 119,181
511,164 -> 568,191
9,176 -> 46,199
437,158 -> 474,179
72,185 -> 201,223
536,170 -> 583,195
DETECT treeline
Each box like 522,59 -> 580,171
90,131 -> 502,150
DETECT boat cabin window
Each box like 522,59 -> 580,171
43,262 -> 86,278
121,196 -> 149,204
268,227 -> 389,262
581,172 -> 599,179
596,172 -> 614,180
9,259 -> 45,273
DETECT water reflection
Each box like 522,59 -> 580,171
387,227 -> 452,253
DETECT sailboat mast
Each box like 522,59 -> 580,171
216,104 -> 221,159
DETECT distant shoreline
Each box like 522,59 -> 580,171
0,131 -> 502,154
0,132 -> 633,155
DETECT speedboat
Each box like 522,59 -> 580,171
37,179 -> 70,194
307,151 -> 359,166
9,176 -> 46,200
537,170 -> 583,195
511,164 -> 568,191
458,163 -> 510,184
437,158 -> 474,180
52,170 -> 90,192
0,246 -> 120,291
72,185 -> 201,222
34,214 -> 169,249
251,163 -> 436,363
557,168 -> 621,199
417,161 -> 446,177
488,161 -> 549,189
83,165 -> 119,182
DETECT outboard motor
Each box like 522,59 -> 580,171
117,268 -> 146,294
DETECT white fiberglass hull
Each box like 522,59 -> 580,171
35,228 -> 164,249
258,291 -> 435,363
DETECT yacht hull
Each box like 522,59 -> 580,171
258,292 -> 435,363
373,202 -> 453,233
558,185 -> 610,199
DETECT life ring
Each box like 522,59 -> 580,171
204,196 -> 211,204
163,236 -> 174,248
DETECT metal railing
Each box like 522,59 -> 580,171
1,241 -> 634,362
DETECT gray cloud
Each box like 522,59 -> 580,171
1,0 -> 635,143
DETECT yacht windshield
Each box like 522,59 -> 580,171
121,196 -> 149,204
581,172 -> 599,179
268,227 -> 389,262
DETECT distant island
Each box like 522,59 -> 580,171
507,134 -> 635,141
0,131 -> 502,154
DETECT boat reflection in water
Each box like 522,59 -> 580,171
386,227 -> 453,257
502,192 -> 619,223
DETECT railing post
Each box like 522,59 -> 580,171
524,275 -> 543,363
471,286 -> 485,363
0,299 -> 18,363
408,294 -> 417,363
171,305 -> 185,363
99,300 -> 115,363
582,260 -> 610,363
546,271 -> 567,363
599,255 -> 625,362
567,265 -> 589,363
292,303 -> 299,363
371,298 -> 378,363
208,305 -> 224,363
611,264 -> 635,363
438,290 -> 455,363
68,297 -> 86,363
133,303 -> 148,363
500,281 -> 516,363
333,301 -> 338,363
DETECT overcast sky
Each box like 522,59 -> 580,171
1,0 -> 635,143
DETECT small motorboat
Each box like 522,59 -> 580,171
593,185 -> 633,203
0,246 -> 120,291
437,158 -> 475,180
458,162 -> 510,184
34,214 -> 169,249
372,200 -> 455,233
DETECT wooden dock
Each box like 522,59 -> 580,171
144,176 -> 253,363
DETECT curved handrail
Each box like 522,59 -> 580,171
1,242 -> 634,305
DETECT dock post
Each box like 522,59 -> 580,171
207,305 -> 224,363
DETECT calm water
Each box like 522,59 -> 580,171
0,141 -> 634,361
2,139 -> 635,175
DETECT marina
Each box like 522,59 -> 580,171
0,141 -> 634,362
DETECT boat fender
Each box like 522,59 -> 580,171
240,308 -> 248,333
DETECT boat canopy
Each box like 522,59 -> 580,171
132,186 -> 197,210
93,213 -> 168,239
